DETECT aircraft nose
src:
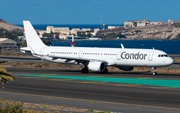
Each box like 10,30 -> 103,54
167,57 -> 174,65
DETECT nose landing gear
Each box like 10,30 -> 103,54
152,67 -> 157,75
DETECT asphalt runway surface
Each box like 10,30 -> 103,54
0,56 -> 47,63
0,68 -> 179,113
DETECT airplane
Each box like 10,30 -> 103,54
21,21 -> 174,75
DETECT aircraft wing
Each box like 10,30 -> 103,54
49,55 -> 107,63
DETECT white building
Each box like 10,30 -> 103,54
81,28 -> 91,32
167,19 -> 174,24
108,26 -> 121,29
150,22 -> 159,25
46,26 -> 53,33
46,26 -> 69,34
43,25 -> 99,39
124,19 -> 151,27
38,30 -> 47,37
124,20 -> 135,27
108,26 -> 116,29
70,28 -> 82,36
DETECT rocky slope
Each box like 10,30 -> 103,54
125,23 -> 180,40
0,18 -> 23,31
100,21 -> 180,40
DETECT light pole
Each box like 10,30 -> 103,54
3,31 -> 6,38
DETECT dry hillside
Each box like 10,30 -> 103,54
99,21 -> 180,40
0,18 -> 23,31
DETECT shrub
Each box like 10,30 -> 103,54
134,30 -> 142,33
172,22 -> 180,28
0,101 -> 23,113
86,109 -> 93,112
42,63 -> 50,67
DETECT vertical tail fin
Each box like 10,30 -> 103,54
23,21 -> 46,48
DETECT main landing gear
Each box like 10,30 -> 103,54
152,67 -> 157,75
101,68 -> 108,73
81,64 -> 88,73
81,68 -> 88,73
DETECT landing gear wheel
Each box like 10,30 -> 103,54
152,67 -> 157,76
153,72 -> 157,76
81,68 -> 88,73
101,68 -> 108,73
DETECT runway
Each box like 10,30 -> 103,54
0,56 -> 47,63
0,68 -> 180,113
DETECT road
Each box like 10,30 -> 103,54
0,68 -> 179,113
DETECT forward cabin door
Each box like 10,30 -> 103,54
39,48 -> 45,60
117,51 -> 121,60
148,51 -> 154,61
79,50 -> 83,58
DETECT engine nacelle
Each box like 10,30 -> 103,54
117,66 -> 134,71
88,61 -> 106,71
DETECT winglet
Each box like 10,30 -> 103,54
121,43 -> 124,49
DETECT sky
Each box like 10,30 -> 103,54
0,0 -> 180,24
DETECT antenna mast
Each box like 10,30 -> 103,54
101,12 -> 102,30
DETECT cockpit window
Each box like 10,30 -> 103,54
158,54 -> 168,57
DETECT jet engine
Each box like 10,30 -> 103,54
117,66 -> 134,71
88,61 -> 106,71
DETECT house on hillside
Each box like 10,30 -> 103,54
0,38 -> 17,49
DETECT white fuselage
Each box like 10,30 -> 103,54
35,46 -> 173,67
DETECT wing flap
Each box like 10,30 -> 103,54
49,55 -> 90,61
49,55 -> 107,63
